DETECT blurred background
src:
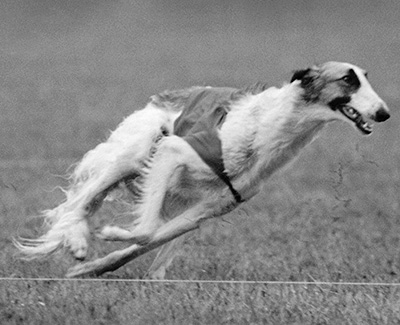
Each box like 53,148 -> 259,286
1,0 -> 400,284
1,0 -> 399,161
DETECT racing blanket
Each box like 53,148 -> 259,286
173,84 -> 267,203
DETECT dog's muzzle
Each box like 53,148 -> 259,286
337,102 -> 390,135
338,106 -> 373,134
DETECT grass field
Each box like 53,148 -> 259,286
1,0 -> 400,324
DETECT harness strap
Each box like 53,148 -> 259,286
183,133 -> 244,204
176,109 -> 244,203
173,88 -> 245,204
216,171 -> 244,203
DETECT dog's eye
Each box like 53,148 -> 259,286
341,75 -> 353,84
340,69 -> 361,88
341,74 -> 360,86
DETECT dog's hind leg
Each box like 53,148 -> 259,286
64,182 -> 119,259
15,105 -> 176,260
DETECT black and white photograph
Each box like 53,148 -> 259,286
1,0 -> 399,323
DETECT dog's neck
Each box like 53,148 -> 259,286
227,83 -> 329,200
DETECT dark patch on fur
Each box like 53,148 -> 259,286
342,68 -> 360,91
292,66 -> 362,105
328,96 -> 351,111
328,69 -> 360,110
292,68 -> 322,103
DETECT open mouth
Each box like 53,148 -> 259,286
338,106 -> 373,134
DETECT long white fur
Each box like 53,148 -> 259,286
15,62 -> 390,278
15,104 -> 180,259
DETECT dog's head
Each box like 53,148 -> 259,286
291,61 -> 390,135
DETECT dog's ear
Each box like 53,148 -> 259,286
291,67 -> 321,102
291,67 -> 320,88
290,68 -> 311,83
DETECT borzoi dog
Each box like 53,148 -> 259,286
15,62 -> 390,278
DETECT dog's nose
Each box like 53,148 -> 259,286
374,106 -> 390,122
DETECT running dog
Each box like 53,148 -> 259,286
15,62 -> 390,278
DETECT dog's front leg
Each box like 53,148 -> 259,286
67,193 -> 238,278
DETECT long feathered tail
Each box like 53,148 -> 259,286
14,103 -> 177,260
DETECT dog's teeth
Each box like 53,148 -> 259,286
343,106 -> 359,119
350,109 -> 358,117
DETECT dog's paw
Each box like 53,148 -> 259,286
66,222 -> 89,260
67,237 -> 88,261
97,225 -> 134,241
